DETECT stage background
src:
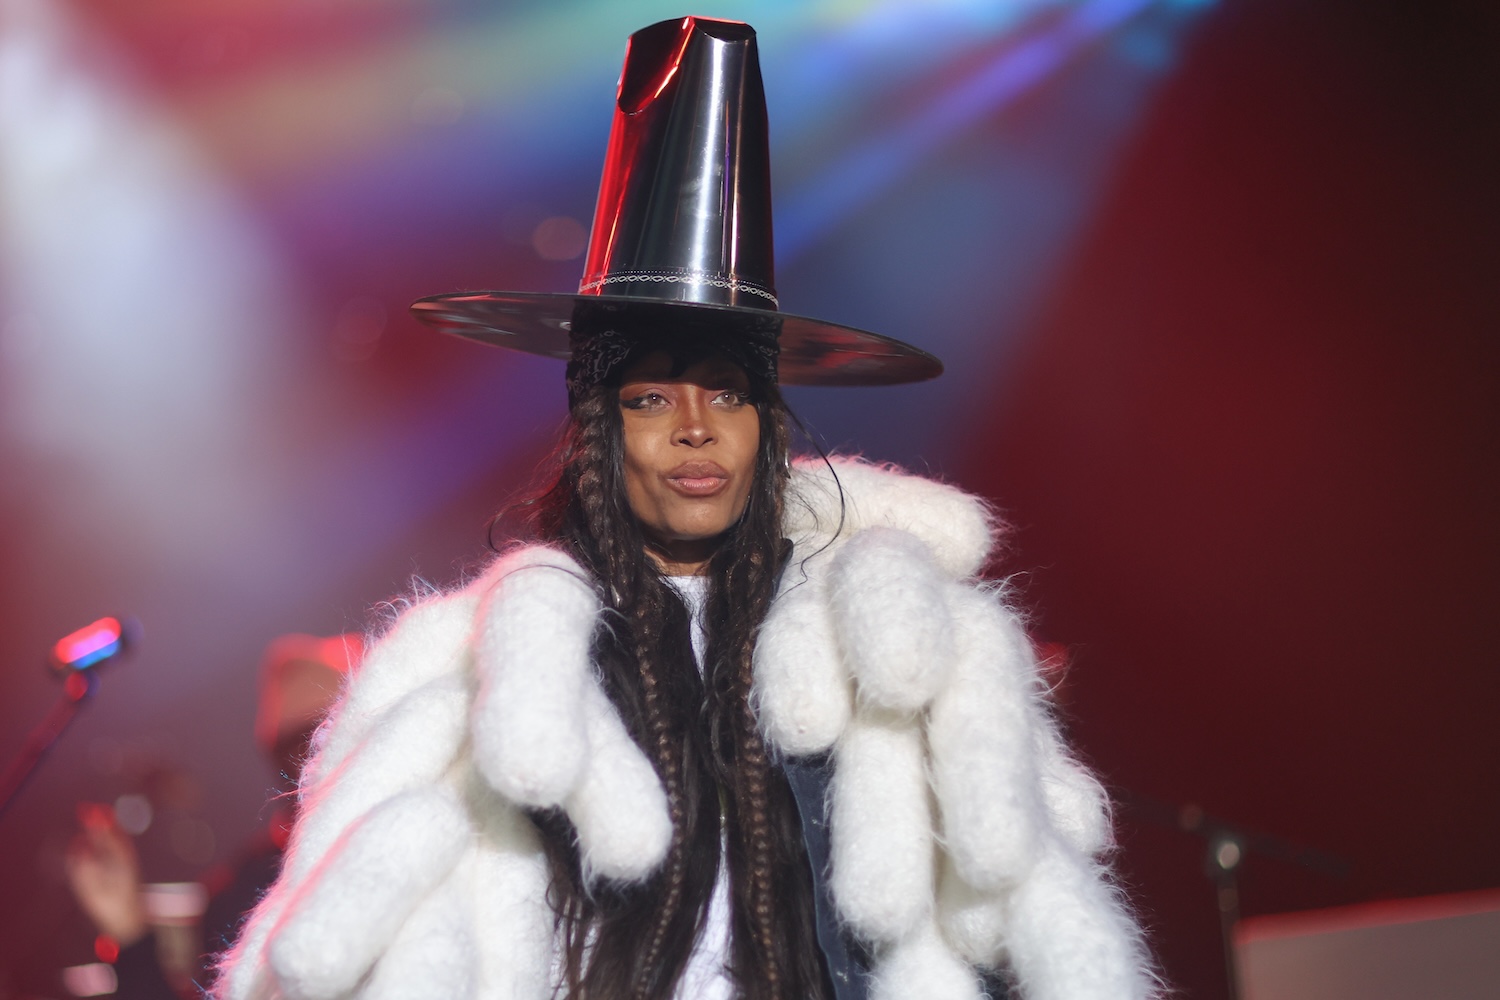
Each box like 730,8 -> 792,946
2,1 -> 1495,996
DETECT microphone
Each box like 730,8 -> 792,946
49,616 -> 138,675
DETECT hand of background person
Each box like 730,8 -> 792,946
64,803 -> 149,946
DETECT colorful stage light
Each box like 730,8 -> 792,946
49,616 -> 128,672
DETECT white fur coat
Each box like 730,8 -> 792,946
215,458 -> 1156,1000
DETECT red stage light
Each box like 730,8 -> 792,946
50,617 -> 124,672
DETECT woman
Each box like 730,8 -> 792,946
216,16 -> 1155,1000
533,335 -> 821,1000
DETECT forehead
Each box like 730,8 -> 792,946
618,349 -> 751,385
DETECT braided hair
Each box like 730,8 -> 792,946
516,345 -> 829,1000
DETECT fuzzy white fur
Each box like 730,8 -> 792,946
214,457 -> 1155,1000
828,712 -> 934,940
358,871 -> 477,1000
562,676 -> 674,881
937,857 -> 1012,967
1003,840 -> 1157,1000
871,919 -> 984,1000
750,576 -> 851,754
927,583 -> 1046,890
267,787 -> 470,999
829,526 -> 955,713
471,551 -> 599,808
782,458 -> 996,578
463,788 -> 553,1000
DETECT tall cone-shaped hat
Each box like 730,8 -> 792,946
411,16 -> 942,387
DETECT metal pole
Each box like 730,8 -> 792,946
0,670 -> 98,821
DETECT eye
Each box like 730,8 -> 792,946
711,389 -> 751,407
620,389 -> 669,411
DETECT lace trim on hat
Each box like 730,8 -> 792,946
579,270 -> 779,307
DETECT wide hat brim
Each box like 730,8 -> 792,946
411,291 -> 944,387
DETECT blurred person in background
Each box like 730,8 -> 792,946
64,634 -> 359,999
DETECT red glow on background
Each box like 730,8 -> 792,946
52,618 -> 122,669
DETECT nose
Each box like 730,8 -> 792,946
675,390 -> 715,446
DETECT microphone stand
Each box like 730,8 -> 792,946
1203,823 -> 1247,1000
1117,788 -> 1350,1000
0,616 -> 135,822
0,671 -> 99,821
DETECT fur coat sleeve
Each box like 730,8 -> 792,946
213,458 -> 1157,1000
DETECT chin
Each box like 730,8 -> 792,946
666,526 -> 731,548
664,509 -> 738,540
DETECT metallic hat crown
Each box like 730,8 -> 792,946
581,17 -> 777,312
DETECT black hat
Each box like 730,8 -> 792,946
410,16 -> 942,388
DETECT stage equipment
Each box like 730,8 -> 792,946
1236,889 -> 1500,999
1120,788 -> 1351,1000
0,616 -> 138,821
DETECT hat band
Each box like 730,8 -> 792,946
579,268 -> 779,308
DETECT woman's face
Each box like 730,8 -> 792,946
618,350 -> 761,575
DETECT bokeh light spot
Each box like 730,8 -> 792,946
92,936 -> 118,964
532,215 -> 586,261
112,794 -> 152,836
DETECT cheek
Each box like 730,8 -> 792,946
620,433 -> 657,520
729,414 -> 762,508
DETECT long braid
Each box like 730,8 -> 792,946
566,392 -> 694,998
735,669 -> 781,997
734,517 -> 784,998
519,367 -> 829,1000
628,599 -> 690,1000
551,389 -> 719,999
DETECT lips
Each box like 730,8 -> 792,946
665,460 -> 730,497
